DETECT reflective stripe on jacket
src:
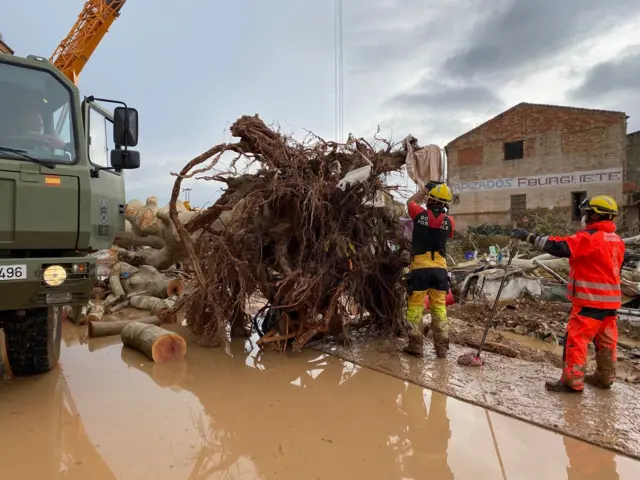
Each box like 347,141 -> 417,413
551,221 -> 624,309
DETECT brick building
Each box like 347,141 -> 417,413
445,103 -> 628,229
0,33 -> 13,55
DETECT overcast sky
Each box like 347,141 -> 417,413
4,0 -> 640,206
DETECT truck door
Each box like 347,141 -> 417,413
83,101 -> 126,251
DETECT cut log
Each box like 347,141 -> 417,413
129,294 -> 177,322
108,262 -> 139,300
113,229 -> 165,250
88,315 -> 162,338
117,197 -> 202,270
86,303 -> 105,323
121,322 -> 187,362
120,265 -> 184,298
63,305 -> 88,325
91,286 -> 110,301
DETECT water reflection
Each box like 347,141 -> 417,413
0,366 -> 116,479
560,388 -> 621,479
1,322 -> 638,479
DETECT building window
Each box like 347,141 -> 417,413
510,194 -> 526,221
571,191 -> 587,221
504,140 -> 524,160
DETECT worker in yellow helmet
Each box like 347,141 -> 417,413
404,182 -> 455,358
512,195 -> 624,393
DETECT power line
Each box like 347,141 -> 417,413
334,0 -> 344,143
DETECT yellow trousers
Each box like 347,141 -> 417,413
407,289 -> 449,346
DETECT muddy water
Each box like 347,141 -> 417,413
0,323 -> 639,479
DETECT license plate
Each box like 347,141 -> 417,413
46,292 -> 71,304
0,265 -> 27,280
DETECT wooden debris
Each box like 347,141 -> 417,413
121,322 -> 187,362
86,302 -> 105,323
88,315 -> 162,338
129,294 -> 177,322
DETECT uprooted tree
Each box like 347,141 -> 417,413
114,115 -> 412,349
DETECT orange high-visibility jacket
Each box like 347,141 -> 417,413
546,221 -> 624,309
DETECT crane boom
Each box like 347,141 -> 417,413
49,0 -> 127,84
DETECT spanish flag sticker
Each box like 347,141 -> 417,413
44,176 -> 61,186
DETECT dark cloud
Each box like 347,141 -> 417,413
571,50 -> 640,99
343,1 -> 484,73
569,49 -> 640,131
443,0 -> 635,79
388,82 -> 504,113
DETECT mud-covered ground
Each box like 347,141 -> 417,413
447,298 -> 640,383
1,321 -> 640,479
312,300 -> 640,461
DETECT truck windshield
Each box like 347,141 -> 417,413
0,62 -> 76,164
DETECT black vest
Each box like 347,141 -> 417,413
411,208 -> 452,259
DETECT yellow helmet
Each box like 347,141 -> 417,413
427,183 -> 453,205
580,195 -> 618,216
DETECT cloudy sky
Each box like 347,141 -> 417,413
4,0 -> 640,206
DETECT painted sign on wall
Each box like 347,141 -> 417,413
451,168 -> 622,194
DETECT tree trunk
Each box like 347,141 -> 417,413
118,197 -> 202,270
121,322 -> 187,362
86,303 -> 105,323
88,315 -> 162,338
129,294 -> 178,322
113,229 -> 165,250
120,265 -> 184,298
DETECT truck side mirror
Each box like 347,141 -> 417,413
111,149 -> 140,170
113,106 -> 139,147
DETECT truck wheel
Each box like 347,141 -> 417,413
4,307 -> 62,376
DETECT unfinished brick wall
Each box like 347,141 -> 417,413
445,104 -> 627,229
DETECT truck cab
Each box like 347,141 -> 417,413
0,52 -> 140,376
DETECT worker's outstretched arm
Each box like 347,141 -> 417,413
407,189 -> 428,219
407,189 -> 427,207
512,228 -> 572,258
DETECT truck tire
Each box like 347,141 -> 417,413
4,307 -> 62,376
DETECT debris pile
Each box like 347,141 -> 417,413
154,115 -> 410,348
448,296 -> 570,340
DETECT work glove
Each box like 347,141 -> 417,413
511,228 -> 530,241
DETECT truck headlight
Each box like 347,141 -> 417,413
43,265 -> 67,286
72,263 -> 88,273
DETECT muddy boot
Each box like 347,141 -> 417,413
584,373 -> 613,390
403,334 -> 424,357
544,379 -> 582,393
591,349 -> 615,389
434,339 -> 449,359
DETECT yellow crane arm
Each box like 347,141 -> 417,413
49,0 -> 127,84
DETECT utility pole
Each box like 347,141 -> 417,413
181,188 -> 192,202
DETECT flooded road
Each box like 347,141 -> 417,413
0,322 -> 639,479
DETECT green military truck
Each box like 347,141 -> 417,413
0,52 -> 140,376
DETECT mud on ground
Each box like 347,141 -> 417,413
313,334 -> 640,460
310,297 -> 640,459
447,298 -> 640,383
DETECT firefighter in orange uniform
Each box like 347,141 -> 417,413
404,183 -> 455,358
511,196 -> 624,392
